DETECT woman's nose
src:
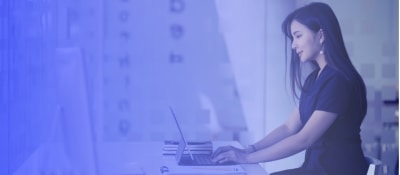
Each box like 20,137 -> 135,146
291,41 -> 296,50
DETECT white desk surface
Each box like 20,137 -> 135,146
97,141 -> 269,175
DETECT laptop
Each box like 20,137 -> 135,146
168,106 -> 236,166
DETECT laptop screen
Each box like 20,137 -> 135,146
168,106 -> 193,162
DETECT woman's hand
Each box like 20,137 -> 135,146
211,146 -> 250,164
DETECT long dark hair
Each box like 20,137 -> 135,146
281,2 -> 367,115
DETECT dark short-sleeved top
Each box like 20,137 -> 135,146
298,66 -> 368,175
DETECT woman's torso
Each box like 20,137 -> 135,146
299,66 -> 368,175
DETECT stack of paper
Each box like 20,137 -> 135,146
162,140 -> 213,155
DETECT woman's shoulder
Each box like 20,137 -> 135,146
322,66 -> 348,81
304,66 -> 345,82
320,66 -> 352,88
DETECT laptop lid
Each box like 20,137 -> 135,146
168,106 -> 194,163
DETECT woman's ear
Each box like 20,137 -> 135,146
319,29 -> 325,44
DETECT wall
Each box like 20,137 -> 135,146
98,0 -> 249,142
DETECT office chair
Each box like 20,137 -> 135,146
365,155 -> 382,175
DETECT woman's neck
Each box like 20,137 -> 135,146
315,55 -> 327,78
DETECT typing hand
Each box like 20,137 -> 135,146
211,146 -> 249,164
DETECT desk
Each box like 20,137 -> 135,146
97,141 -> 269,175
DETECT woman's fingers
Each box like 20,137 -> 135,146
211,146 -> 249,164
211,146 -> 231,158
212,150 -> 236,163
212,151 -> 228,163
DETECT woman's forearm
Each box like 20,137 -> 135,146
252,108 -> 302,151
253,124 -> 295,151
247,133 -> 307,163
247,110 -> 338,163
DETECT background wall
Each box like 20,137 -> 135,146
99,0 -> 248,142
2,0 -> 398,175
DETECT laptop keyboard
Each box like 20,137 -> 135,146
179,154 -> 236,165
193,155 -> 214,165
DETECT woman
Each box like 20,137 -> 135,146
212,2 -> 369,175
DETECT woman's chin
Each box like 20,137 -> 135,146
300,58 -> 308,63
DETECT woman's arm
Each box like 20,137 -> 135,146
252,107 -> 303,151
246,110 -> 337,163
212,107 -> 302,163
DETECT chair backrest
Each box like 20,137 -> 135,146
365,155 -> 382,175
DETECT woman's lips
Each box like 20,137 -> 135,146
297,51 -> 303,57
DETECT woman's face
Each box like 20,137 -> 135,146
290,20 -> 322,63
